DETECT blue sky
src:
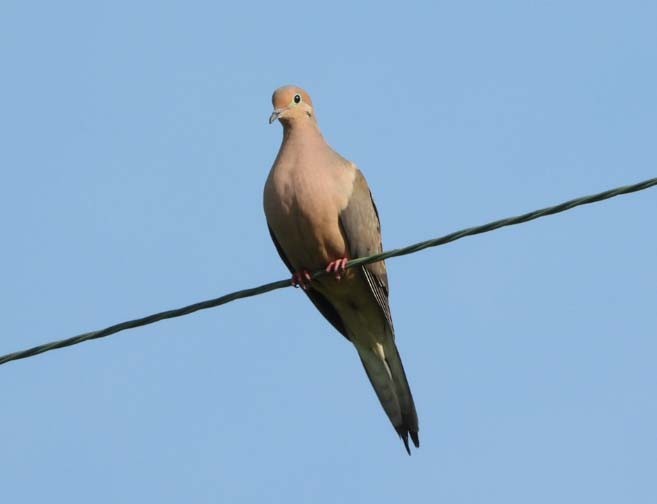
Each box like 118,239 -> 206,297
2,1 -> 656,502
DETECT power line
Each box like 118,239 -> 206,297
1,176 -> 656,367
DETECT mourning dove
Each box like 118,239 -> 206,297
263,85 -> 419,454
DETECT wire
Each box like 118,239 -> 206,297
1,176 -> 656,367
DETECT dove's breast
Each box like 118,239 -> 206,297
264,147 -> 357,272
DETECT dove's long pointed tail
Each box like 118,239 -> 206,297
357,339 -> 419,454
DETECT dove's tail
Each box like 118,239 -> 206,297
357,337 -> 419,454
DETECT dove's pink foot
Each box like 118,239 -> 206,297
326,257 -> 349,280
291,270 -> 312,290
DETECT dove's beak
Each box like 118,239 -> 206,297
269,109 -> 283,124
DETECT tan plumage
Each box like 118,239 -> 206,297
263,85 -> 419,453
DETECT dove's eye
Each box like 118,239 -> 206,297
293,94 -> 301,104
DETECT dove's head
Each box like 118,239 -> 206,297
269,85 -> 315,125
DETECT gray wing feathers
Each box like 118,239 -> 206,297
339,170 -> 393,327
339,169 -> 419,453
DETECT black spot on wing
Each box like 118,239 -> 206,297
362,267 -> 394,331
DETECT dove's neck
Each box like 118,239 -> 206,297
282,120 -> 326,150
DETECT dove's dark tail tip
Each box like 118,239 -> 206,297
396,427 -> 420,455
